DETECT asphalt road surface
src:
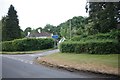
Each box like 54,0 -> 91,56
0,49 -> 118,78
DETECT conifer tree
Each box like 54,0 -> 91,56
2,5 -> 21,41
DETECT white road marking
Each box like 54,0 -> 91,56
29,61 -> 33,64
20,59 -> 24,62
29,55 -> 35,56
3,55 -> 33,65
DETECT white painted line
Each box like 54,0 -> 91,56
29,55 -> 35,56
24,60 -> 29,63
20,59 -> 24,62
3,55 -> 34,65
29,61 -> 33,64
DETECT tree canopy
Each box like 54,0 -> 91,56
24,27 -> 32,36
2,5 -> 21,41
86,2 -> 120,33
42,24 -> 57,35
57,16 -> 87,39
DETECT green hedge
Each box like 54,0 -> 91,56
2,38 -> 54,51
2,41 -> 13,51
59,40 -> 120,54
71,30 -> 120,41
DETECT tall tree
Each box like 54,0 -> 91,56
86,2 -> 120,33
58,16 -> 86,39
2,5 -> 21,41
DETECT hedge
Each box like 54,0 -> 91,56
59,40 -> 120,54
71,30 -> 120,42
2,38 -> 54,51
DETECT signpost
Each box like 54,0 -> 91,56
52,35 -> 58,39
52,35 -> 59,48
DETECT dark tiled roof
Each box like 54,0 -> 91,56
39,32 -> 51,37
28,32 -> 51,37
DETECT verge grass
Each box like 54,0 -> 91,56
38,53 -> 119,75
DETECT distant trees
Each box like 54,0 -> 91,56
42,24 -> 57,34
2,2 -> 119,41
57,16 -> 87,39
24,27 -> 32,36
86,2 -> 120,33
2,5 -> 21,41
23,24 -> 58,37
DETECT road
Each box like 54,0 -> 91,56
0,49 -> 118,78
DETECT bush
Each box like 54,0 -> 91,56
59,40 -> 120,54
71,30 -> 120,42
110,30 -> 120,42
2,38 -> 54,51
2,41 -> 14,51
60,30 -> 120,54
71,34 -> 88,41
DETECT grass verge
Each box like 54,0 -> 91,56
0,48 -> 54,54
37,52 -> 119,76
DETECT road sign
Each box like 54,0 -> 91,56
52,35 -> 58,39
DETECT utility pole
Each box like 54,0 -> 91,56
69,20 -> 72,40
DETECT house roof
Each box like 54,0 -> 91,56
40,32 -> 51,36
28,31 -> 51,37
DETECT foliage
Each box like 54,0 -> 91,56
1,41 -> 14,51
36,27 -> 42,33
71,30 -> 120,41
42,24 -> 57,35
59,40 -> 120,54
2,5 -> 21,41
86,2 -> 120,33
2,38 -> 54,51
58,16 -> 87,39
26,16 -> 88,40
24,27 -> 32,36
60,30 -> 120,54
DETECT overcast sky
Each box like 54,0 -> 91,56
0,0 -> 89,30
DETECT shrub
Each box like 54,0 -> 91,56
71,34 -> 88,41
59,40 -> 120,54
2,41 -> 14,51
2,38 -> 54,51
71,30 -> 120,42
60,30 -> 120,54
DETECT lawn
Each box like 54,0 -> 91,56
38,53 -> 119,75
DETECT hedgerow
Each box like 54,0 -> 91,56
59,40 -> 120,54
71,30 -> 120,42
2,38 -> 54,51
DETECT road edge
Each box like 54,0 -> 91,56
35,57 -> 120,77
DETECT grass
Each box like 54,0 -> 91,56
44,53 -> 119,68
38,52 -> 119,75
0,48 -> 54,54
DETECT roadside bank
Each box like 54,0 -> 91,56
36,53 -> 119,77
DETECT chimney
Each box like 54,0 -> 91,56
27,32 -> 30,36
38,29 -> 41,33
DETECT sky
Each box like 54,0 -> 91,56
0,0 -> 89,30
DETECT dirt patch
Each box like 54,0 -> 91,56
36,57 -> 120,76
